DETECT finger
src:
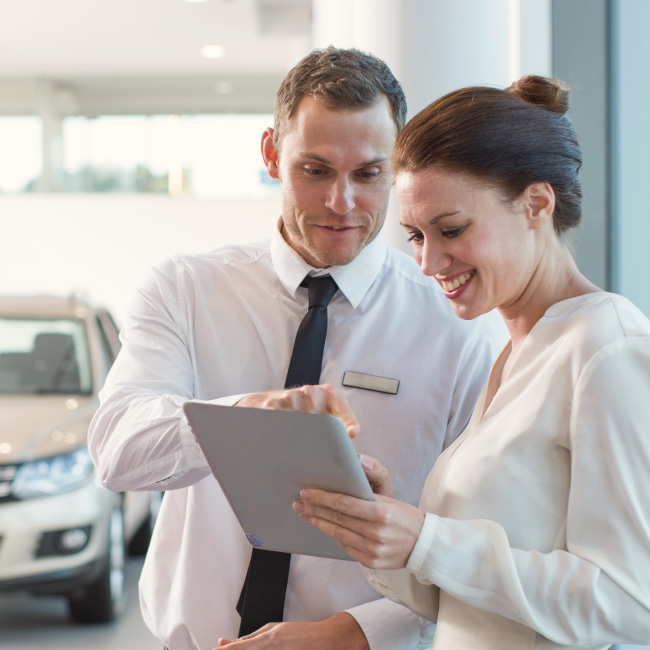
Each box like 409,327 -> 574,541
319,384 -> 360,437
295,505 -> 387,566
265,385 -> 361,438
299,488 -> 381,522
358,454 -> 393,497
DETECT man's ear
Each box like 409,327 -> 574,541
524,182 -> 555,230
261,127 -> 280,180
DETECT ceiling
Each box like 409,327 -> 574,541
0,0 -> 312,78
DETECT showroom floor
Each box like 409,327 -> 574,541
0,558 -> 160,650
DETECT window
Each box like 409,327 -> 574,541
0,117 -> 42,193
63,114 -> 279,198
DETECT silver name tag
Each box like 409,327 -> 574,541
342,371 -> 400,395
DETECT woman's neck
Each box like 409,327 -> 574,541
499,244 -> 600,353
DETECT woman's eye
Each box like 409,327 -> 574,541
442,227 -> 465,239
406,232 -> 424,243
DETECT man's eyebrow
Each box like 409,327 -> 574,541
300,153 -> 390,167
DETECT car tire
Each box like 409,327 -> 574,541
127,492 -> 162,557
68,500 -> 126,624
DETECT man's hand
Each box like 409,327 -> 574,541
213,612 -> 369,649
235,384 -> 361,438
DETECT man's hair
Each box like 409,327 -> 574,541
274,46 -> 407,151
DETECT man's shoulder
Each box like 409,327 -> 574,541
160,239 -> 272,275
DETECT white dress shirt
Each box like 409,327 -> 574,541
88,224 -> 502,650
367,293 -> 650,650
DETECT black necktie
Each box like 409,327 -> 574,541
236,275 -> 338,636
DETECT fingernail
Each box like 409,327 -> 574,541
300,489 -> 312,500
360,454 -> 374,470
293,500 -> 305,513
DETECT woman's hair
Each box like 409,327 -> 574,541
392,75 -> 583,234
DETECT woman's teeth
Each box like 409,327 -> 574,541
441,271 -> 474,292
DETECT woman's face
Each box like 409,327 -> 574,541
397,167 -> 544,321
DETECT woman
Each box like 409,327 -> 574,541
292,76 -> 650,648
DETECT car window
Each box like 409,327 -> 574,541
0,318 -> 92,395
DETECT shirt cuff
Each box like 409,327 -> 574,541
346,596 -> 433,650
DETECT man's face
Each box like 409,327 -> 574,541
263,96 -> 397,268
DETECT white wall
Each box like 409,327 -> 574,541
0,195 -> 281,324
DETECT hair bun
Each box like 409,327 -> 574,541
507,75 -> 570,115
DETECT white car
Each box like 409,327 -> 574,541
0,295 -> 159,623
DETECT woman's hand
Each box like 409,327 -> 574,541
358,454 -> 393,498
235,384 -> 360,438
293,488 -> 425,569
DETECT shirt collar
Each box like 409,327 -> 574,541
270,218 -> 387,309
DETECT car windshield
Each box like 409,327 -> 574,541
0,318 -> 92,395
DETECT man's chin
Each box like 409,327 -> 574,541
310,247 -> 363,268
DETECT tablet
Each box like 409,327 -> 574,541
182,402 -> 375,561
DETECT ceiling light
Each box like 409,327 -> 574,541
201,44 -> 226,59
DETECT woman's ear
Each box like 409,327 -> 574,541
261,127 -> 280,180
524,182 -> 555,230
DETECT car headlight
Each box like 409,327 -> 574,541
11,447 -> 94,499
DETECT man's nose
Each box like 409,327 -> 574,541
325,177 -> 355,214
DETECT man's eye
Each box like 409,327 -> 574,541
442,227 -> 465,239
305,167 -> 326,176
358,171 -> 379,180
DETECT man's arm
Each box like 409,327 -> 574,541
215,600 -> 433,650
88,257 -> 213,492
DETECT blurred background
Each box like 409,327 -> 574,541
0,0 -> 648,321
0,0 -> 648,648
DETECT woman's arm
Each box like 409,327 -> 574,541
295,337 -> 650,645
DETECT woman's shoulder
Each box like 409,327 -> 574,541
542,291 -> 650,360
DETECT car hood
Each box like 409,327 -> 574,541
0,394 -> 98,463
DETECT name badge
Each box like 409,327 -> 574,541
342,371 -> 400,395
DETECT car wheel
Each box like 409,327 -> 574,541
128,491 -> 162,557
68,500 -> 126,624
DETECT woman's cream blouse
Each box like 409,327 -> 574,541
367,293 -> 650,650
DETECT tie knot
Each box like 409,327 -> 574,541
303,275 -> 338,309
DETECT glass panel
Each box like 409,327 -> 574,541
63,114 -> 280,198
0,318 -> 92,395
0,117 -> 42,193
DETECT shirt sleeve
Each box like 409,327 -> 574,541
88,257 -> 238,492
385,336 -> 650,646
345,594 -> 435,650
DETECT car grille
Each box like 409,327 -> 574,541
0,464 -> 18,503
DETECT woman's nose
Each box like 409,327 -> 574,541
419,240 -> 452,277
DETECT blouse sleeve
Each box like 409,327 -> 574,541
380,336 -> 650,646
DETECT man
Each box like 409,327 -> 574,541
89,47 -> 500,650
